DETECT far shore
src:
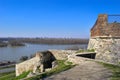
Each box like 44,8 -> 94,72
0,38 -> 88,48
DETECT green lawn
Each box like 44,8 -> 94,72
0,71 -> 15,80
0,71 -> 15,77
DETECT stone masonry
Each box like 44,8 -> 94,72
16,53 -> 41,76
15,50 -> 73,76
88,14 -> 120,64
91,14 -> 120,38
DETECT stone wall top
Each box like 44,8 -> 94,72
91,14 -> 120,38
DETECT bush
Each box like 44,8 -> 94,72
20,56 -> 28,62
30,54 -> 35,58
0,42 -> 8,47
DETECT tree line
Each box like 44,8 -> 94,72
0,38 -> 89,45
21,38 -> 89,44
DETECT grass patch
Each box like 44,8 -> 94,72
65,61 -> 73,65
97,61 -> 120,80
14,71 -> 30,80
76,49 -> 95,53
0,70 -> 30,80
25,60 -> 75,80
0,71 -> 15,77
0,71 -> 15,80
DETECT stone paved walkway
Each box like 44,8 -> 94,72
45,61 -> 112,80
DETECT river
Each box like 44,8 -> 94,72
0,43 -> 87,61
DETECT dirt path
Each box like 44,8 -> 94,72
45,61 -> 112,80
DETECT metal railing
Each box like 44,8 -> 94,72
108,15 -> 120,23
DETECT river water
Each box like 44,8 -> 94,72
0,43 -> 87,61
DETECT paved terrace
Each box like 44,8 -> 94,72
45,52 -> 112,80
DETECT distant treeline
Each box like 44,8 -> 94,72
0,41 -> 7,47
0,40 -> 25,47
0,38 -> 89,44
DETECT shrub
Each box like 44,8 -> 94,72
20,56 -> 28,62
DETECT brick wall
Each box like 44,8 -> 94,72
91,14 -> 120,38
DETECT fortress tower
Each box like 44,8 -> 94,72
88,14 -> 120,64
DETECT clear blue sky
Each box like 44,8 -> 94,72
0,0 -> 120,38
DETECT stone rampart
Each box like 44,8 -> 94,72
49,50 -> 76,60
91,14 -> 120,38
88,38 -> 120,64
16,55 -> 40,76
16,50 -> 76,76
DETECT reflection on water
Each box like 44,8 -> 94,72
0,43 -> 87,61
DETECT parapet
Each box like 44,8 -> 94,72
91,14 -> 120,38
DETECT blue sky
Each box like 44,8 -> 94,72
0,0 -> 120,38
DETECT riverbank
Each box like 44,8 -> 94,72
0,38 -> 89,45
0,41 -> 25,47
0,61 -> 16,66
0,41 -> 7,47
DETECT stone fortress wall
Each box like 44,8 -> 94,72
16,50 -> 75,76
91,14 -> 120,38
88,14 -> 120,64
16,55 -> 40,76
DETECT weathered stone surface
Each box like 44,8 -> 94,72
40,64 -> 44,73
68,54 -> 92,64
16,50 -> 76,76
16,51 -> 56,76
52,60 -> 58,68
88,37 -> 120,64
95,38 -> 120,64
15,55 -> 38,76
88,14 -> 120,64
49,50 -> 76,60
16,54 -> 41,76
33,61 -> 41,73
